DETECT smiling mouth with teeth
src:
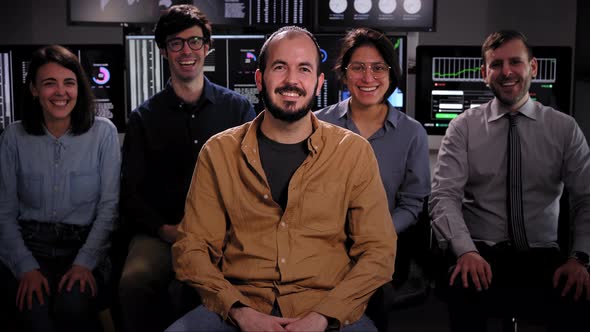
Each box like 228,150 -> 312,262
52,100 -> 68,106
359,86 -> 378,92
280,91 -> 300,97
179,60 -> 196,65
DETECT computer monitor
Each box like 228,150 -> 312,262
194,0 -> 311,31
0,44 -> 126,132
69,0 -> 170,25
0,48 -> 17,130
415,45 -> 572,141
126,34 -> 266,114
315,0 -> 435,33
314,34 -> 406,111
205,35 -> 266,113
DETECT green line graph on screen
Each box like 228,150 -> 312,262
432,56 -> 557,83
432,57 -> 483,82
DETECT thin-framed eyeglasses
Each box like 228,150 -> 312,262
345,62 -> 391,78
165,36 -> 208,52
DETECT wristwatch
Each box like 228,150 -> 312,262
569,251 -> 590,269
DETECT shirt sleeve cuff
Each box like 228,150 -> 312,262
450,236 -> 478,257
73,251 -> 98,271
392,209 -> 417,234
311,297 -> 363,328
202,287 -> 251,320
15,255 -> 40,279
572,236 -> 590,258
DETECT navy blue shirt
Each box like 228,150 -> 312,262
121,77 -> 255,235
315,99 -> 431,233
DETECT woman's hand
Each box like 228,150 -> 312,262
17,269 -> 50,311
58,264 -> 97,297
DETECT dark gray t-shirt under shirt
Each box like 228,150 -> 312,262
257,129 -> 309,211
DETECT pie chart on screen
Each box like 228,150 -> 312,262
354,0 -> 372,14
93,66 -> 111,85
379,0 -> 397,14
245,52 -> 257,63
329,0 -> 348,14
403,0 -> 422,14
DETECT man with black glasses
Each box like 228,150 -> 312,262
118,5 -> 255,332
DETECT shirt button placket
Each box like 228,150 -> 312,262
53,140 -> 60,221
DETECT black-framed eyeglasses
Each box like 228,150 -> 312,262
345,62 -> 391,78
165,36 -> 208,52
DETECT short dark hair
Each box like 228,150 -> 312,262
258,26 -> 322,76
23,45 -> 95,136
335,27 -> 401,102
482,30 -> 533,64
154,4 -> 212,50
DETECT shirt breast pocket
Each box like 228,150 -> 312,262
301,183 -> 346,232
70,172 -> 100,205
18,173 -> 43,209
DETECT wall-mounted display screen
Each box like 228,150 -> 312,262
195,0 -> 310,29
415,45 -> 572,136
68,0 -> 190,24
69,0 -> 311,29
192,0 -> 249,27
0,44 -> 126,132
0,50 -> 16,131
204,35 -> 265,113
316,0 -> 435,32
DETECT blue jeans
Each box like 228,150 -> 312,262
1,220 -> 106,332
165,304 -> 378,332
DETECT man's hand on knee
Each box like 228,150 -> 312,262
553,259 -> 590,301
450,251 -> 492,291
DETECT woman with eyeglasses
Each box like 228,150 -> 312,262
0,45 -> 120,332
315,27 -> 431,304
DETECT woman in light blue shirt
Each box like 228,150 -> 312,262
0,45 -> 120,332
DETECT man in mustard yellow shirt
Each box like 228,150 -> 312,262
166,26 -> 396,332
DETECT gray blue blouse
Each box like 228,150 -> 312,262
315,99 -> 431,233
0,117 -> 121,278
